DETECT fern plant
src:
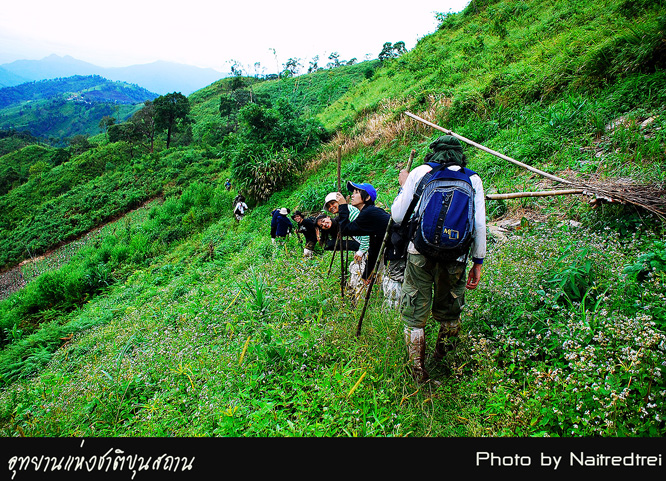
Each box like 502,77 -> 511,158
623,240 -> 666,282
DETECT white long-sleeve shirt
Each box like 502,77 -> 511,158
391,163 -> 487,264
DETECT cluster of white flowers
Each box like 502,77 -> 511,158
463,220 -> 666,435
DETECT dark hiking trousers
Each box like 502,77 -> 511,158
399,252 -> 466,330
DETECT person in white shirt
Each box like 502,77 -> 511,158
391,135 -> 487,383
233,195 -> 248,222
323,192 -> 371,302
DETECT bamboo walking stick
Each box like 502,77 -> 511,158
356,149 -> 416,337
327,235 -> 339,275
404,111 -> 573,186
339,230 -> 345,298
337,146 -> 346,298
337,145 -> 342,191
328,146 -> 343,277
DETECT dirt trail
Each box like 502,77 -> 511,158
0,197 -> 160,301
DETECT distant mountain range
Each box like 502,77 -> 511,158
0,75 -> 158,109
0,55 -> 225,95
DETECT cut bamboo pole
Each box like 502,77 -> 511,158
328,146 -> 344,279
486,189 -> 584,200
404,111 -> 573,186
405,111 -> 666,218
337,145 -> 342,191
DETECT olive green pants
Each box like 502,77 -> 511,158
399,253 -> 466,329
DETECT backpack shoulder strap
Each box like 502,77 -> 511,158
415,162 -> 445,194
403,163 -> 446,222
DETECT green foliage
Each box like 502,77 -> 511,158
143,181 -> 227,245
219,88 -> 261,119
623,240 -> 666,281
0,75 -> 156,108
0,75 -> 154,141
378,41 -> 407,62
0,144 -> 52,195
0,142 -> 231,270
243,267 -> 272,317
237,98 -> 327,150
0,179 -> 233,380
290,178 -> 336,213
469,223 -> 665,436
228,99 -> 327,202
107,100 -> 158,154
544,246 -> 595,305
237,146 -> 310,202
0,129 -> 43,157
153,92 -> 191,149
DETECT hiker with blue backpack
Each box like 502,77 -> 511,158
270,207 -> 293,244
390,135 -> 487,383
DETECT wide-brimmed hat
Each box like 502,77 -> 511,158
347,181 -> 377,202
279,208 -> 288,215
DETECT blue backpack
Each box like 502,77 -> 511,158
410,162 -> 476,261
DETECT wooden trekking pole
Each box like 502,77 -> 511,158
337,145 -> 342,191
339,229 -> 345,298
328,146 -> 343,277
404,111 -> 573,186
337,145 -> 346,298
356,149 -> 416,337
327,235 -> 339,275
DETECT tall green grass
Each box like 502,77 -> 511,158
1,197 -> 663,436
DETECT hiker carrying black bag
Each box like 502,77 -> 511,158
390,135 -> 487,383
292,210 -> 317,258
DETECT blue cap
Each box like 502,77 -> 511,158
347,181 -> 377,202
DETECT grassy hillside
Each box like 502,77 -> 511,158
188,60 -> 379,146
0,143 -> 227,270
0,63 -> 373,271
0,0 -> 664,441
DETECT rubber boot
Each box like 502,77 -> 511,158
404,327 -> 429,383
434,320 -> 460,361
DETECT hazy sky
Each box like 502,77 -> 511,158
0,0 -> 469,74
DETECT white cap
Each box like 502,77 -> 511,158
323,192 -> 337,210
279,208 -> 288,215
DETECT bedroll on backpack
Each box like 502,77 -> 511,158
412,164 -> 476,262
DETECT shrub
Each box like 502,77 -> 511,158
231,146 -> 303,202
